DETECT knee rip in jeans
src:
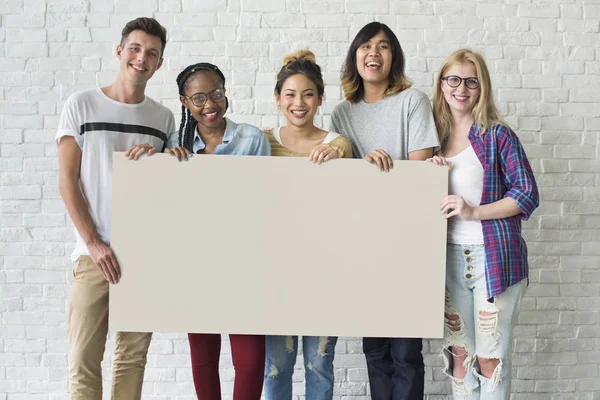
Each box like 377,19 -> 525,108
306,337 -> 330,371
285,336 -> 294,353
267,336 -> 297,378
445,312 -> 463,333
441,306 -> 475,399
478,304 -> 500,351
444,311 -> 467,347
267,365 -> 279,378
444,291 -> 466,341
443,351 -> 476,399
452,377 -> 472,399
475,356 -> 503,393
442,346 -> 474,375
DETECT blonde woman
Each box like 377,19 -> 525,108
428,49 -> 539,399
263,49 -> 352,400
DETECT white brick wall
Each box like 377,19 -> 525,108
1,0 -> 599,398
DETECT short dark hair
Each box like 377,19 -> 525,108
274,49 -> 325,98
341,22 -> 411,103
120,17 -> 167,57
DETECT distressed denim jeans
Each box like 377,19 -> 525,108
443,244 -> 526,400
264,335 -> 337,400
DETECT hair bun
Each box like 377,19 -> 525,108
283,49 -> 316,66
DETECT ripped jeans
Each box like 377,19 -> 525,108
264,335 -> 337,400
443,245 -> 525,400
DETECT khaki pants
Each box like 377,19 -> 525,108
68,255 -> 152,400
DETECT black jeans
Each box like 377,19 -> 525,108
363,337 -> 424,400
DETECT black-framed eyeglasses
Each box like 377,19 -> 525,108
441,76 -> 479,90
184,88 -> 225,107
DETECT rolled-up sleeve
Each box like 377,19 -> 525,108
499,126 -> 539,220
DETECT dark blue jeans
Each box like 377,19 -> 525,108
363,337 -> 424,400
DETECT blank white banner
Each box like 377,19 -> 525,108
109,154 -> 448,338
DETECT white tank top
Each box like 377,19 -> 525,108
446,145 -> 484,244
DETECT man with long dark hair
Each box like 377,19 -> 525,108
331,22 -> 439,400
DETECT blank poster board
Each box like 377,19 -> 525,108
109,154 -> 448,338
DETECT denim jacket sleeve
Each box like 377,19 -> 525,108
253,130 -> 271,156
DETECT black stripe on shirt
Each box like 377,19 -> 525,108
79,122 -> 168,144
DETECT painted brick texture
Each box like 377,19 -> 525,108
0,0 -> 599,398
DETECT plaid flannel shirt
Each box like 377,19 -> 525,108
469,123 -> 539,299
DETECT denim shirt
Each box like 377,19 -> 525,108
167,117 -> 271,156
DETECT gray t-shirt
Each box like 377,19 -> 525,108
330,88 -> 439,159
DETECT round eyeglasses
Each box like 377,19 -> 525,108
184,88 -> 225,107
441,75 -> 480,90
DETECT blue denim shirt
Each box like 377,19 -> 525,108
167,117 -> 270,156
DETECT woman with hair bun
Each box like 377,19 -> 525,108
265,49 -> 352,161
263,49 -> 352,400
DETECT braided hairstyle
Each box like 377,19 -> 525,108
176,63 -> 228,151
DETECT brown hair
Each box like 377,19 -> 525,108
120,17 -> 167,57
275,49 -> 324,98
433,48 -> 504,153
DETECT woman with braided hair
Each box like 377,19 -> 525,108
262,49 -> 352,400
165,62 -> 270,159
124,63 -> 269,398
169,62 -> 269,399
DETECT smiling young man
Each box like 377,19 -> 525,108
56,17 -> 174,400
330,22 -> 439,400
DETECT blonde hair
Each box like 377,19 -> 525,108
433,48 -> 504,153
275,49 -> 324,97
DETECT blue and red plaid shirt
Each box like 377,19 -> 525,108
469,123 -> 539,299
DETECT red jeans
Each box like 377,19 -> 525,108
188,333 -> 265,400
